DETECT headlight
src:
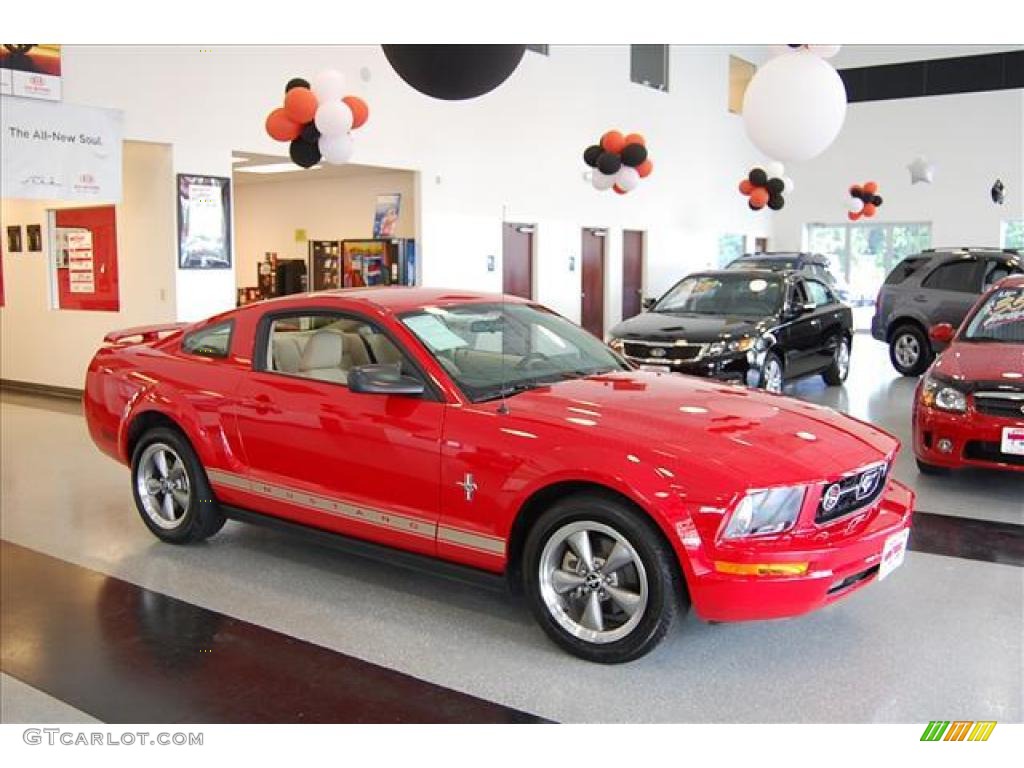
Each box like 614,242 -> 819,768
608,338 -> 624,353
722,485 -> 807,539
707,337 -> 755,357
920,375 -> 967,413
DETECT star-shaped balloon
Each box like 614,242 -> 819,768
907,156 -> 935,185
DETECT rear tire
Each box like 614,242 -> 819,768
822,336 -> 851,386
916,458 -> 950,476
130,427 -> 225,544
522,492 -> 685,663
889,325 -> 932,376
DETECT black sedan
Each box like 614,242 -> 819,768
608,270 -> 853,393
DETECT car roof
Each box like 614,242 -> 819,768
242,287 -> 532,315
735,252 -> 824,263
922,248 -> 1020,261
689,268 -> 795,278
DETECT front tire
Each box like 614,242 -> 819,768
889,325 -> 932,376
523,492 -> 685,663
131,427 -> 225,544
758,352 -> 785,393
823,336 -> 851,386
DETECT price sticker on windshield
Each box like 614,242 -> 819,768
749,279 -> 768,293
982,288 -> 1024,330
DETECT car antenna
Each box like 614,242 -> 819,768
497,285 -> 510,415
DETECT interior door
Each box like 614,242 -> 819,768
53,206 -> 119,311
622,230 -> 644,320
231,311 -> 443,556
502,223 -> 534,299
581,228 -> 606,338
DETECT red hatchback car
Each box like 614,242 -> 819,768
914,275 -> 1024,474
85,289 -> 915,662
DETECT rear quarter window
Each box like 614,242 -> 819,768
182,321 -> 233,358
884,257 -> 929,285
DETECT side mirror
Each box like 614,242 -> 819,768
929,323 -> 955,344
348,364 -> 425,396
642,297 -> 657,311
783,302 -> 814,318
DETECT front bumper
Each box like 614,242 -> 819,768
914,404 -> 1024,473
627,353 -> 760,385
685,480 -> 915,622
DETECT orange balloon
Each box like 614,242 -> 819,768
623,132 -> 645,146
739,179 -> 753,195
848,211 -> 862,221
343,96 -> 370,129
284,87 -> 318,124
637,159 -> 653,178
749,188 -> 770,207
601,130 -> 626,154
265,108 -> 301,141
863,181 -> 878,194
613,184 -> 628,195
862,203 -> 877,217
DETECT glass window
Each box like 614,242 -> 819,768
982,258 -> 1022,290
717,234 -> 746,268
400,303 -> 627,402
963,286 -> 1024,342
922,260 -> 983,293
884,256 -> 929,285
630,45 -> 669,92
728,56 -> 756,114
805,279 -> 833,306
182,321 -> 233,359
262,313 -> 410,385
1001,220 -> 1024,249
656,274 -> 784,316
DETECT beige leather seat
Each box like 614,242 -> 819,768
298,331 -> 348,383
272,334 -> 306,373
364,333 -> 403,367
341,332 -> 371,369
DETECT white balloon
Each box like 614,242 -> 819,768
311,69 -> 346,102
742,50 -> 847,162
591,171 -> 616,191
616,166 -> 641,192
781,176 -> 795,193
319,132 -> 354,165
848,197 -> 864,214
808,44 -> 841,59
765,160 -> 786,179
315,101 -> 354,136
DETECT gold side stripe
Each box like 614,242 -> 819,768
207,468 -> 503,555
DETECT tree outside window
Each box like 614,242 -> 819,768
1002,220 -> 1024,249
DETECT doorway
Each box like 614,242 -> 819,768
581,228 -> 606,338
502,222 -> 534,299
622,230 -> 644,320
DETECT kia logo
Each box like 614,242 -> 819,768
650,347 -> 667,358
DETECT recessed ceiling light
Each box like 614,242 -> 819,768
235,163 -> 320,174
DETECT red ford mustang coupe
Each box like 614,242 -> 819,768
914,275 -> 1024,474
85,288 -> 914,662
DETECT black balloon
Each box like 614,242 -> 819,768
300,122 -> 321,145
749,168 -> 768,187
766,178 -> 785,195
748,200 -> 761,211
285,77 -> 311,92
871,195 -> 883,206
583,145 -> 603,168
767,195 -> 785,211
620,143 -> 648,168
597,152 -> 623,176
991,179 -> 1005,204
382,44 -> 526,100
289,139 -> 321,169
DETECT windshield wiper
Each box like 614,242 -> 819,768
475,382 -> 547,402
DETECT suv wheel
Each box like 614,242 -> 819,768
889,325 -> 933,376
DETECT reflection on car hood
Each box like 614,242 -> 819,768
497,370 -> 898,487
609,312 -> 775,342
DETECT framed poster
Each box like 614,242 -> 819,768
0,44 -> 62,101
6,225 -> 22,253
177,174 -> 232,269
372,193 -> 402,238
26,223 -> 42,251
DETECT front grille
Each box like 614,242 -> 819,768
816,462 -> 890,524
622,340 -> 704,363
964,440 -> 1024,467
974,392 -> 1024,419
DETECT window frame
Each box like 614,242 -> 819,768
181,320 -> 235,359
804,278 -> 835,306
251,306 -> 441,400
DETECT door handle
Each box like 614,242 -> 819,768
240,395 -> 278,414
913,295 -> 928,303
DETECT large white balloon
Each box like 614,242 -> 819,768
315,101 -> 354,136
592,171 -> 616,191
319,132 -> 354,165
781,175 -> 795,193
807,44 -> 842,59
742,50 -> 847,162
616,166 -> 641,192
311,69 -> 346,102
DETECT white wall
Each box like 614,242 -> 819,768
0,141 -> 177,389
233,168 -> 416,288
773,88 -> 1024,251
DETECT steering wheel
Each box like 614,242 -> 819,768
513,351 -> 552,371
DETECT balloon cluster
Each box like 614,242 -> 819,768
264,70 -> 370,169
847,181 -> 883,221
738,161 -> 793,211
583,130 -> 653,194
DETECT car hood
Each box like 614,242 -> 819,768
933,341 -> 1024,386
609,312 -> 774,343
504,370 -> 898,489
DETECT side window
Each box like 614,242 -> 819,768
884,256 -> 929,285
982,259 -> 1019,290
182,321 -> 233,358
805,279 -> 833,306
790,281 -> 810,306
262,312 -> 413,385
922,260 -> 983,293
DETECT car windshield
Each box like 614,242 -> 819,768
728,258 -> 797,271
400,303 -> 629,402
962,286 -> 1024,343
654,274 -> 784,316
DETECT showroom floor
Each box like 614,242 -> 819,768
1,336 -> 1021,724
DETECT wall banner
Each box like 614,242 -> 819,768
0,44 -> 62,101
1,96 -> 123,202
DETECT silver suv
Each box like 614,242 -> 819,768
871,248 -> 1022,375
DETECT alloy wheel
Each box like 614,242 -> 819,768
538,521 -> 649,645
836,339 -> 850,379
763,359 -> 783,393
135,442 -> 191,530
893,332 -> 920,369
